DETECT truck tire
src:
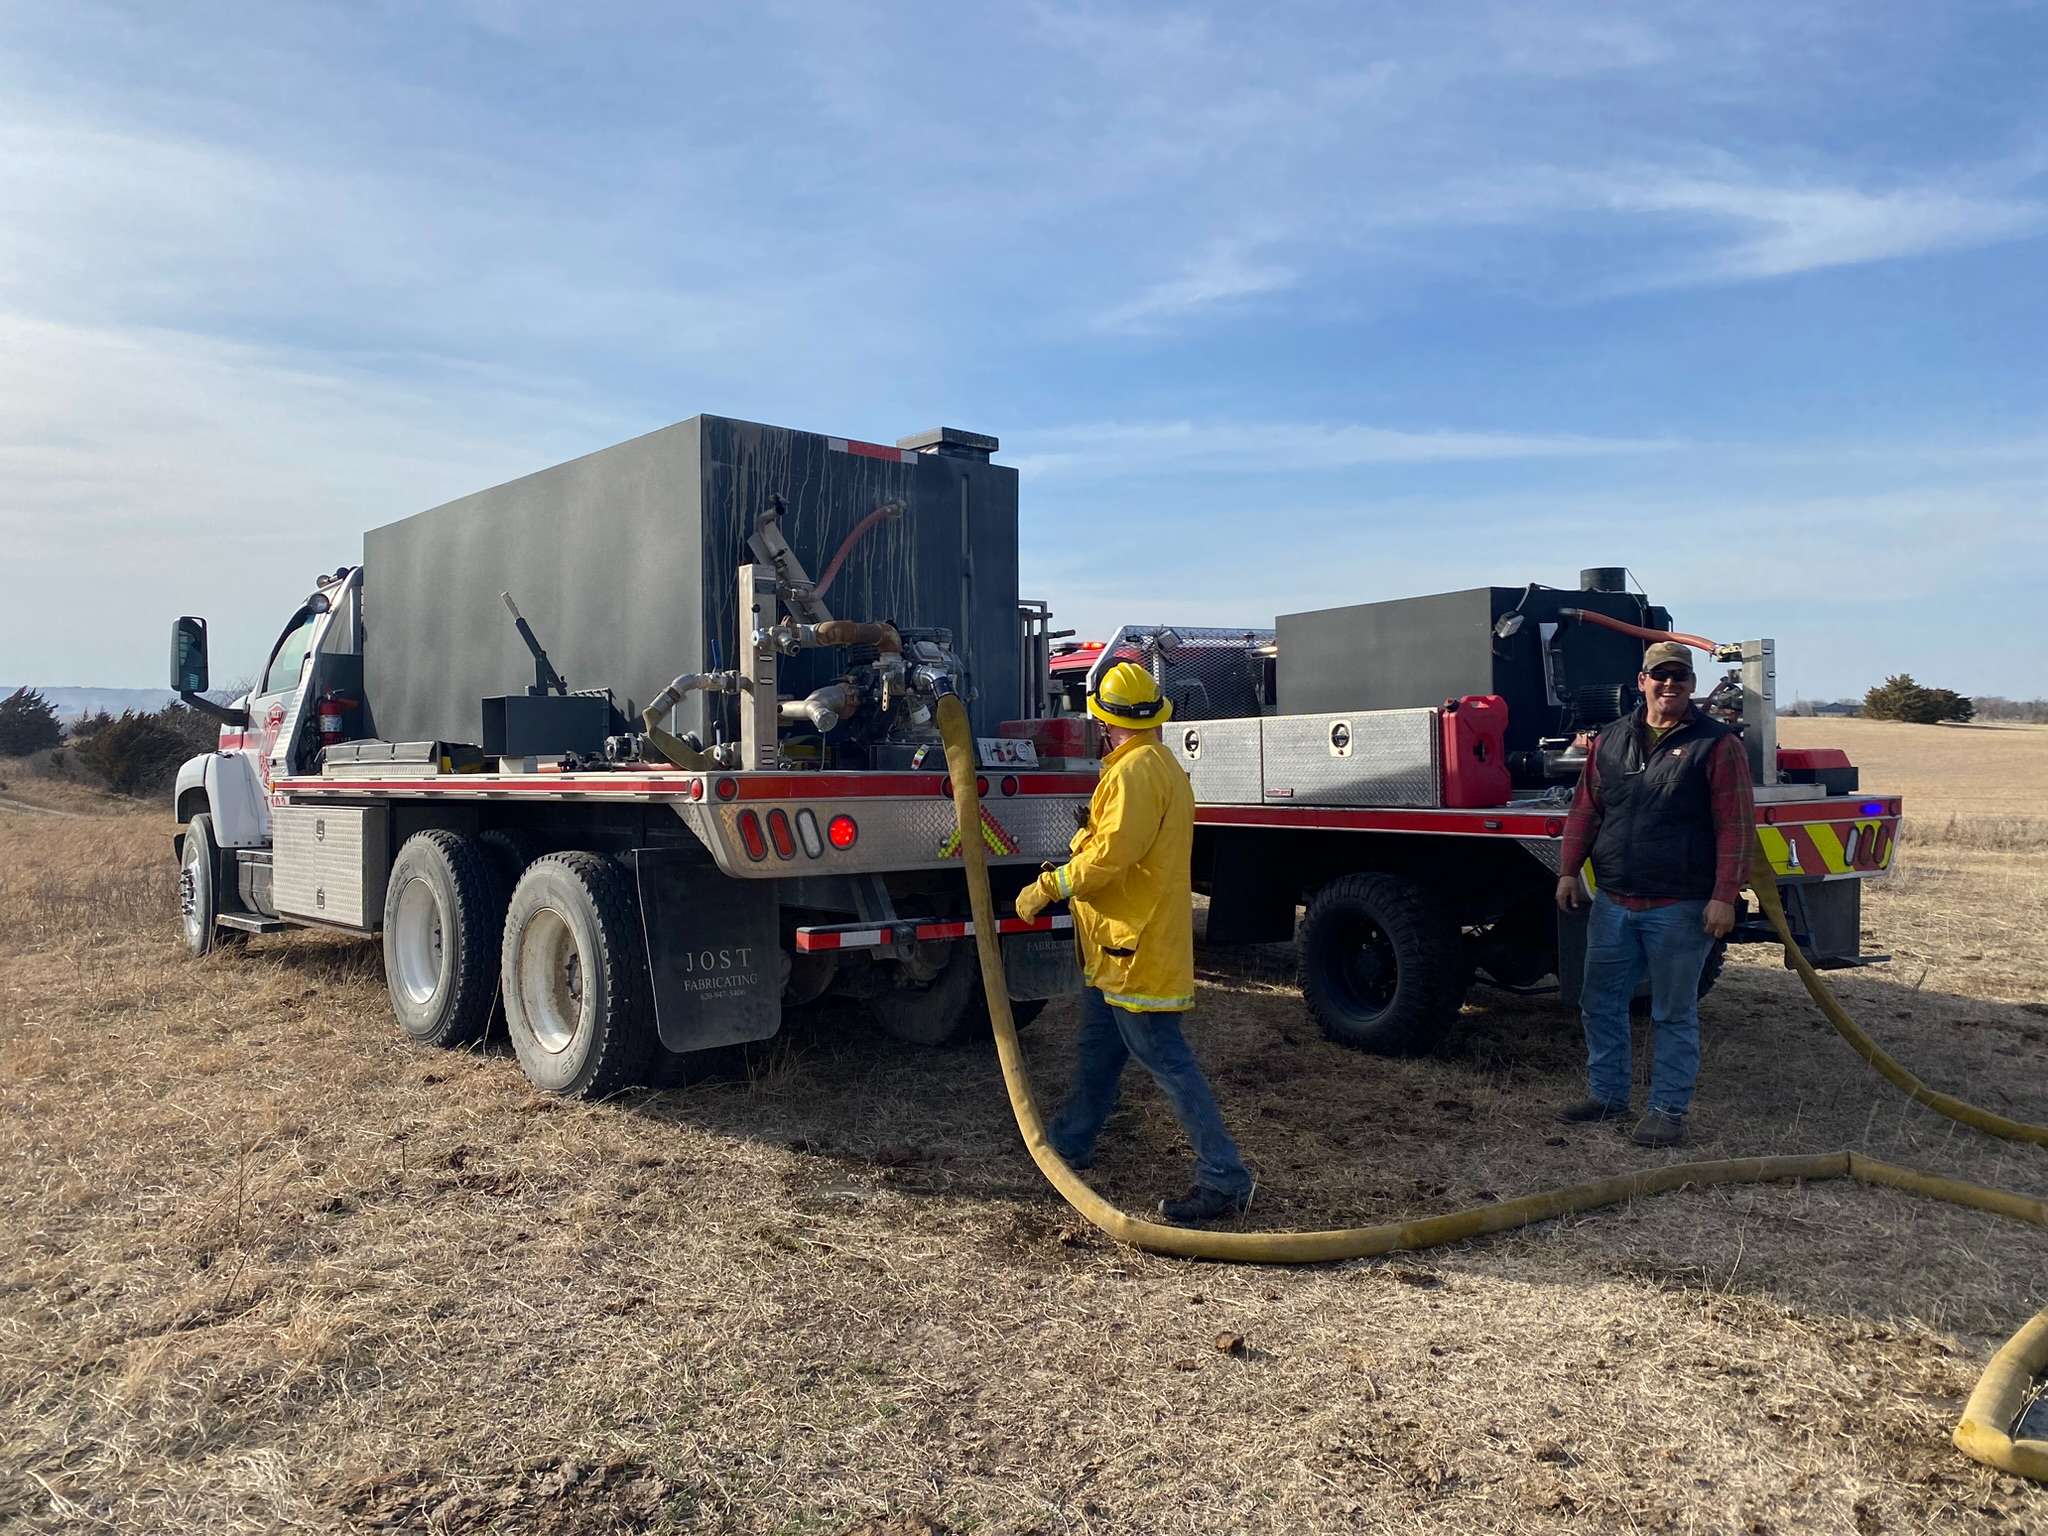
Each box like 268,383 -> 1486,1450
1300,872 -> 1464,1056
872,944 -> 1046,1046
382,831 -> 506,1049
177,814 -> 246,958
477,828 -> 546,891
501,851 -> 653,1097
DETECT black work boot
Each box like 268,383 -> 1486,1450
1556,1097 -> 1630,1125
1158,1185 -> 1251,1224
1631,1109 -> 1687,1147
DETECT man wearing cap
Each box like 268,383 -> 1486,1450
1555,641 -> 1755,1147
1014,660 -> 1254,1223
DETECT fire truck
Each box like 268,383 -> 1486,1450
1036,579 -> 1898,1055
169,417 -> 1091,1097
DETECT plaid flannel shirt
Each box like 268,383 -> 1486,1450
1558,714 -> 1754,908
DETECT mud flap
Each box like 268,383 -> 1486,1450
630,850 -> 782,1053
1002,928 -> 1081,1001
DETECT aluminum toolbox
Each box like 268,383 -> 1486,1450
273,805 -> 391,929
1170,718 -> 1264,805
1259,708 -> 1441,807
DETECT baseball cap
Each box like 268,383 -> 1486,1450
1641,641 -> 1695,675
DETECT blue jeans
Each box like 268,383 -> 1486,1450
1579,893 -> 1715,1117
1048,989 -> 1251,1197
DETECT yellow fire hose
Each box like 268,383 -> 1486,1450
931,696 -> 2048,1483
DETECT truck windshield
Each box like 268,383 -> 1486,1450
260,609 -> 317,697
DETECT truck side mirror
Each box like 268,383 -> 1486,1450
172,616 -> 210,694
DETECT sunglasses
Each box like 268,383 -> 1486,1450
1645,667 -> 1694,683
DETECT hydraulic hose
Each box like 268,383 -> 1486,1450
814,501 -> 906,603
1560,607 -> 1722,654
932,694 -> 2048,1478
1746,848 -> 2048,1146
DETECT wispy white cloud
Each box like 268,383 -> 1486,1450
1092,243 -> 1298,334
1604,175 -> 2048,286
0,313 -> 627,684
1009,418 -> 1679,477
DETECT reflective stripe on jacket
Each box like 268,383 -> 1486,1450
1031,732 -> 1196,1013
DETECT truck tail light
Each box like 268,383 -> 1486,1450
737,810 -> 767,861
766,809 -> 796,860
827,815 -> 858,850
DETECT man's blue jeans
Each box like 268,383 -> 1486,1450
1579,892 -> 1715,1117
1048,988 -> 1252,1197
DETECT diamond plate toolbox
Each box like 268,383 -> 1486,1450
1171,718 -> 1263,805
1260,708 -> 1441,807
273,805 -> 390,928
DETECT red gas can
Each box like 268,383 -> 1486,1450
1439,694 -> 1510,808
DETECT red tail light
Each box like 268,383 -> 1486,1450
737,810 -> 767,861
766,808 -> 796,860
827,815 -> 859,850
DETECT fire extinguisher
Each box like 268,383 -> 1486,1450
317,691 -> 357,750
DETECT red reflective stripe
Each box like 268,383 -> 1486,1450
831,436 -> 917,464
1014,773 -> 1100,794
791,913 -> 1071,952
271,770 -> 1093,802
1196,806 -> 1559,836
736,773 -> 941,799
1757,798 -> 1901,825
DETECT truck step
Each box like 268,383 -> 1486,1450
217,913 -> 295,934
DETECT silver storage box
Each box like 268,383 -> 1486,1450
1170,718 -> 1264,805
272,805 -> 391,929
1259,708 -> 1440,807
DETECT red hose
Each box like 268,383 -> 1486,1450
814,502 -> 905,602
1562,608 -> 1721,653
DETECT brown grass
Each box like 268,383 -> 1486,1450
1782,717 -> 2048,850
3,749 -> 2048,1534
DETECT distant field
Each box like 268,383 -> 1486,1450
1781,716 -> 2048,851
2,742 -> 2046,1535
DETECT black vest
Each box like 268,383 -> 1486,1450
1589,707 -> 1731,900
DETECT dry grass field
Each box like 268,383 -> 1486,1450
4,726 -> 2048,1535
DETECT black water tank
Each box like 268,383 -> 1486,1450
1580,567 -> 1627,593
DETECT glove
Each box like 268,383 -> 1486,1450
1015,878 -> 1054,923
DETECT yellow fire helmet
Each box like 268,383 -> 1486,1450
1087,659 -> 1173,729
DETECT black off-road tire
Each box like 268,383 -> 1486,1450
1299,872 -> 1465,1056
176,813 -> 247,958
501,851 -> 654,1097
382,831 -> 506,1049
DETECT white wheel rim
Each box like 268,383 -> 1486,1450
180,835 -> 207,947
517,907 -> 583,1054
392,875 -> 447,1006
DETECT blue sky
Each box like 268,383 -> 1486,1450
2,1 -> 2044,700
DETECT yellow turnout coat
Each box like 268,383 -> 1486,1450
1030,732 -> 1196,1013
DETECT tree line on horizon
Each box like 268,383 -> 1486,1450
0,687 -> 221,795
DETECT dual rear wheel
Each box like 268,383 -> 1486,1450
380,832 -> 1022,1092
380,833 -> 651,1098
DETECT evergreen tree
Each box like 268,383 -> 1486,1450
0,687 -> 63,754
1861,675 -> 1927,722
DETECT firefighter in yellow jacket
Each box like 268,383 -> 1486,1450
1015,662 -> 1253,1223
